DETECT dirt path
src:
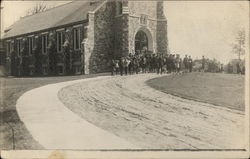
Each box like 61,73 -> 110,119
59,74 -> 245,149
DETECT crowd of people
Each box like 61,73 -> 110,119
110,52 -> 194,76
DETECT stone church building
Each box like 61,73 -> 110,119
2,1 -> 168,76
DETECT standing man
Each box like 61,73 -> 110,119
156,55 -> 163,74
188,56 -> 193,72
134,55 -> 140,74
128,57 -> 134,74
124,57 -> 130,75
175,54 -> 181,73
220,64 -> 224,73
236,61 -> 242,74
119,57 -> 124,76
152,54 -> 157,73
172,54 -> 176,73
111,59 -> 116,76
183,55 -> 188,73
166,54 -> 170,73
115,60 -> 120,75
202,56 -> 206,72
179,57 -> 183,73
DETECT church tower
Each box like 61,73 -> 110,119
156,1 -> 169,55
113,0 -> 169,58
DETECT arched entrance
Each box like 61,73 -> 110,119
134,27 -> 153,55
135,31 -> 148,53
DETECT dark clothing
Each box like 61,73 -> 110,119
236,63 -> 242,74
188,58 -> 193,72
119,60 -> 124,76
166,57 -> 171,73
111,60 -> 116,76
170,57 -> 176,73
128,60 -> 133,74
156,57 -> 164,74
183,57 -> 189,70
202,58 -> 205,69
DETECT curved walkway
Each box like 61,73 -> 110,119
16,74 -> 245,149
16,76 -> 138,150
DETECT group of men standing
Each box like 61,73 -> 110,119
111,52 -> 194,76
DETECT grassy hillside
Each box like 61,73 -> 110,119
147,72 -> 245,111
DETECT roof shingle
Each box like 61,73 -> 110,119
3,1 -> 101,39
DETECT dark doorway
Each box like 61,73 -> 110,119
135,30 -> 148,54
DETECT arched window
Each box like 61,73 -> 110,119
117,1 -> 123,15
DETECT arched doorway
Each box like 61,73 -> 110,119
135,30 -> 148,53
134,27 -> 154,55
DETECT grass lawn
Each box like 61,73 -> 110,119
0,73 -> 108,150
147,72 -> 245,111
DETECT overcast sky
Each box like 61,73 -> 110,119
1,0 -> 249,63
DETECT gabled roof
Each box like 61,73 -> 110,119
3,1 -> 102,39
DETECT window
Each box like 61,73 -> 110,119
75,66 -> 81,74
7,41 -> 14,56
57,31 -> 64,52
32,37 -> 35,49
117,2 -> 123,15
17,39 -> 22,56
42,34 -> 48,54
28,37 -> 34,55
116,1 -> 122,15
140,15 -> 148,25
33,36 -> 38,49
6,42 -> 11,55
73,28 -> 81,50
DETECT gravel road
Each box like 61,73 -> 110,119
59,74 -> 245,149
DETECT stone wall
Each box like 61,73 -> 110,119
128,16 -> 158,54
3,1 -> 169,76
113,1 -> 159,58
86,1 -> 116,73
128,1 -> 157,19
113,16 -> 123,58
127,1 -> 158,54
127,1 -> 168,55
156,20 -> 168,55
156,1 -> 169,55
114,14 -> 129,58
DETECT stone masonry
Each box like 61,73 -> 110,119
3,1 -> 168,76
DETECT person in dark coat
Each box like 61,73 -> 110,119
188,56 -> 193,72
156,55 -> 164,74
236,62 -> 242,74
166,54 -> 171,73
201,56 -> 206,72
133,56 -> 140,74
128,57 -> 134,74
170,54 -> 176,73
124,58 -> 130,75
175,54 -> 181,73
115,60 -> 120,75
183,55 -> 189,73
119,57 -> 125,76
168,54 -> 172,73
140,56 -> 147,73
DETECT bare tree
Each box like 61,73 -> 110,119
232,29 -> 245,60
25,2 -> 50,16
